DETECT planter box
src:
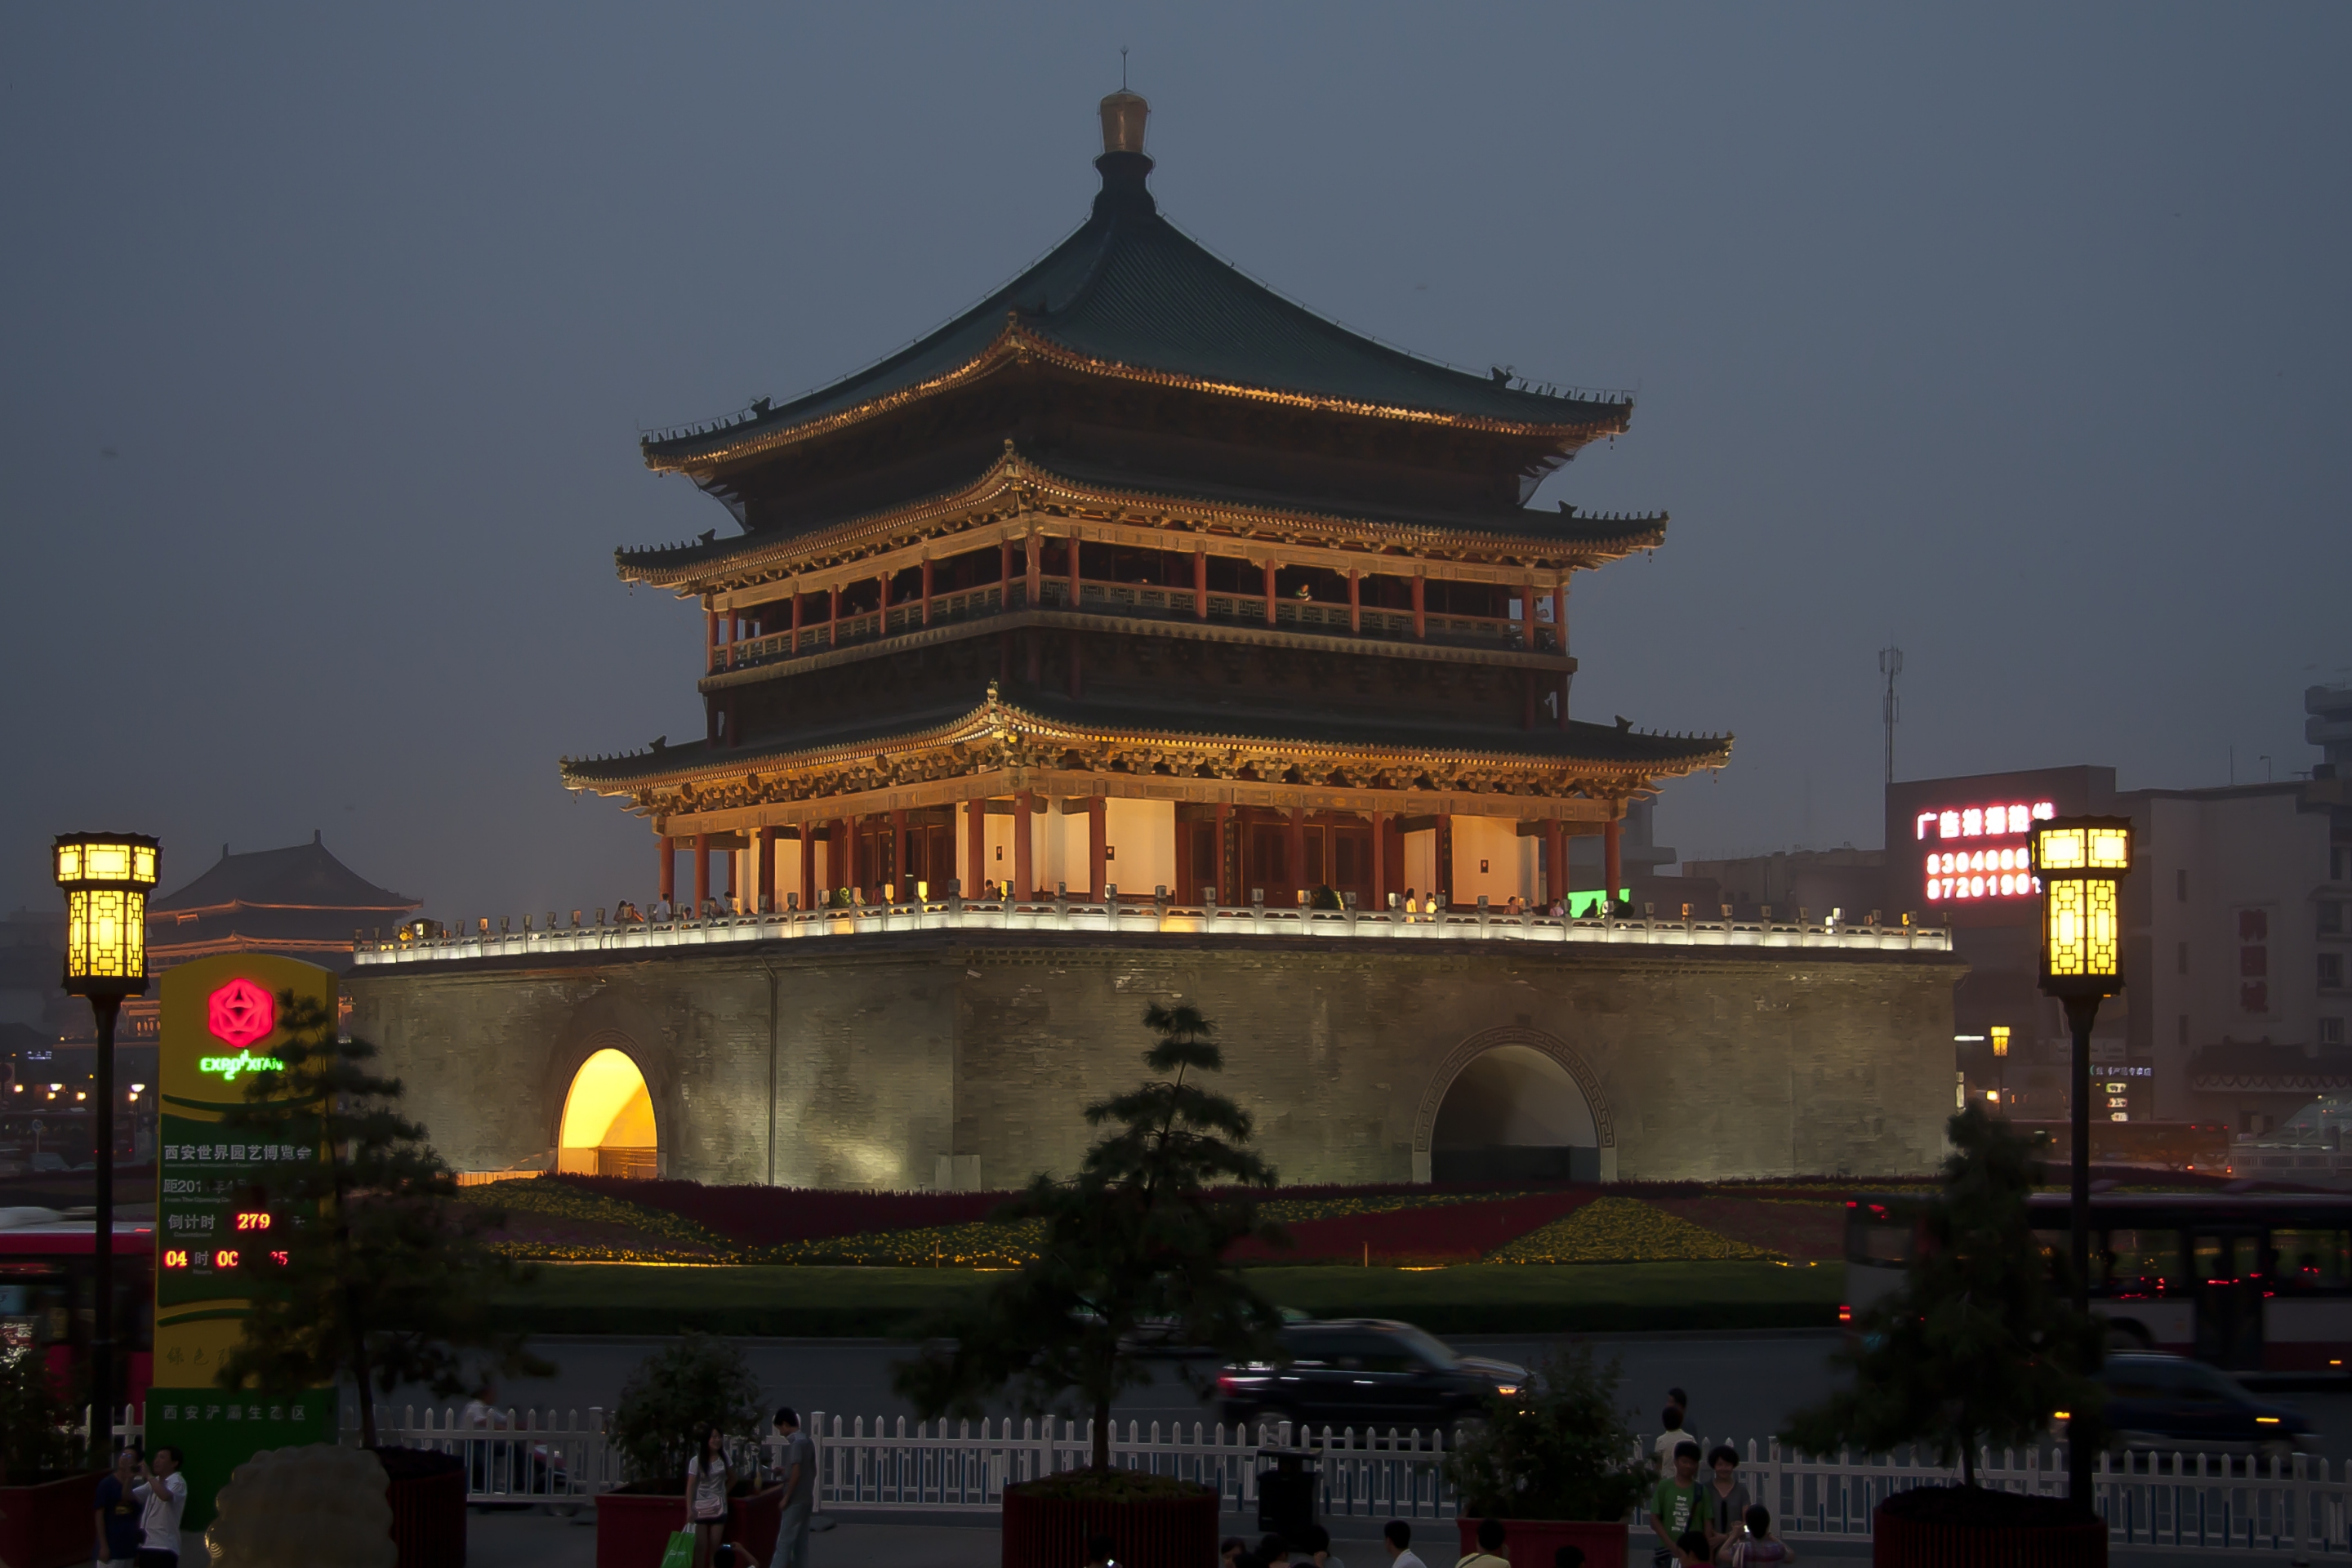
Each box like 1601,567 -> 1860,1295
597,1483 -> 783,1568
0,1471 -> 105,1568
1454,1516 -> 1628,1568
1873,1488 -> 2105,1568
371,1448 -> 467,1568
1001,1486 -> 1221,1568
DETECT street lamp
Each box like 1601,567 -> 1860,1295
2032,814 -> 2131,1517
53,831 -> 158,1461
1991,1024 -> 2010,1111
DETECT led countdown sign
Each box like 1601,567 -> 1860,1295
1917,799 -> 2058,902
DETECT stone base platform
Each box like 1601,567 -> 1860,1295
346,929 -> 1964,1188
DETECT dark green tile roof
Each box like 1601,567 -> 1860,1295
643,154 -> 1628,469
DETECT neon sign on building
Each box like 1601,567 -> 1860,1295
1917,800 -> 2058,902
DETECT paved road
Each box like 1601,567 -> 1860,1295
404,1329 -> 1848,1452
394,1325 -> 2352,1460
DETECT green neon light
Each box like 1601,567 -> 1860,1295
198,1050 -> 285,1081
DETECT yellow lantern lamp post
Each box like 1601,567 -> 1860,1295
1990,1024 -> 2010,1109
2031,813 -> 2131,1516
54,831 -> 159,1460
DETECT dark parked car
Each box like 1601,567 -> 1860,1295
1216,1317 -> 1525,1434
2098,1352 -> 2319,1458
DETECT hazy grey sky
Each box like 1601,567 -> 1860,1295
4,4 -> 2345,921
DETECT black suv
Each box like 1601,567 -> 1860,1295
1216,1318 -> 1526,1433
2098,1353 -> 2319,1458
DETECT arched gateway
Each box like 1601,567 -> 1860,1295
556,1040 -> 659,1178
1412,1025 -> 1615,1183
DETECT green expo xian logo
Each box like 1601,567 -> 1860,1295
198,1049 -> 285,1081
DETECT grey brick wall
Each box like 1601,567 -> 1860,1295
347,933 -> 1963,1188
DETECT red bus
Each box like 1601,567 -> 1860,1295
0,1209 -> 156,1412
1844,1191 -> 2352,1374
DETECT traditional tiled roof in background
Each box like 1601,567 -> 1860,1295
2188,1042 -> 2352,1094
151,834 -> 418,917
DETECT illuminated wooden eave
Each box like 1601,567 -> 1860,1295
559,688 -> 1733,801
617,445 -> 1668,599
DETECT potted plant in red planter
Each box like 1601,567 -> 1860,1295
211,991 -> 555,1567
1784,1106 -> 2107,1567
1441,1343 -> 1653,1568
894,1004 -> 1285,1568
598,1333 -> 774,1568
0,1343 -> 96,1568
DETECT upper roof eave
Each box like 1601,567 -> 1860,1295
615,447 -> 1667,593
558,688 -> 1731,795
641,322 -> 1632,477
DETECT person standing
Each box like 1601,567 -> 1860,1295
1454,1517 -> 1508,1568
1703,1446 -> 1751,1563
769,1405 -> 816,1568
1381,1521 -> 1425,1568
95,1444 -> 141,1568
131,1446 -> 185,1568
684,1423 -> 731,1568
1649,1441 -> 1707,1568
1651,1404 -> 1696,1473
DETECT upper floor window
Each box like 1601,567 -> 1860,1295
2322,901 -> 2346,937
2324,953 -> 2347,992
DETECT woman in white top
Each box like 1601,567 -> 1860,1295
684,1424 -> 732,1568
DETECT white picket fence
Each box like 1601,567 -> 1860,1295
83,1402 -> 2352,1552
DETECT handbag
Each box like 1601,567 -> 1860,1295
659,1528 -> 697,1568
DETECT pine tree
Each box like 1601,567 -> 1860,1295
212,991 -> 550,1446
1783,1104 -> 2102,1485
894,1003 -> 1285,1471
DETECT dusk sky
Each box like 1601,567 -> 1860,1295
4,5 -> 2345,923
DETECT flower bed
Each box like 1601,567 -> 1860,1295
1234,1191 -> 1597,1264
1646,1196 -> 1846,1259
1485,1196 -> 1780,1263
462,1178 -> 731,1260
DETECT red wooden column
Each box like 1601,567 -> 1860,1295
1435,817 -> 1452,908
791,582 -> 803,651
1288,807 -> 1307,901
1193,546 -> 1208,620
1013,791 -> 1036,900
1552,582 -> 1569,648
722,608 -> 736,669
828,585 -> 840,647
876,572 -> 890,632
1370,809 -> 1388,910
1603,816 -> 1623,908
705,602 -> 719,671
798,826 -> 817,910
657,835 -> 675,906
1026,531 -> 1042,608
1262,559 -> 1279,626
1088,797 -> 1107,898
757,826 -> 777,911
693,833 -> 711,912
1213,803 -> 1232,898
1411,575 -> 1427,640
999,537 -> 1015,607
1517,585 -> 1535,648
838,817 -> 857,898
1348,570 -> 1361,635
965,799 -> 988,898
921,555 -> 934,625
891,809 -> 908,898
723,841 -> 738,909
1067,534 -> 1081,608
1544,820 -> 1566,904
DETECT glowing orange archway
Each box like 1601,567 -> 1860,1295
556,1048 -> 658,1178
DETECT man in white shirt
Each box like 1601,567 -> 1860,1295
1652,1404 -> 1696,1473
1383,1518 -> 1427,1568
131,1446 -> 187,1567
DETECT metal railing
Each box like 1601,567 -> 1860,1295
355,893 -> 1949,968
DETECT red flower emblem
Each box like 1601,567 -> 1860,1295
207,978 -> 276,1048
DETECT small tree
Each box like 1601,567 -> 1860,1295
213,991 -> 550,1446
0,1343 -> 78,1482
610,1332 -> 765,1485
1783,1104 -> 2102,1484
894,1004 -> 1285,1472
1443,1343 -> 1652,1522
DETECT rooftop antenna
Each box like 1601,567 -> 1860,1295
1878,644 -> 1904,786
1120,46 -> 1129,90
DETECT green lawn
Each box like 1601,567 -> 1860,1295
493,1261 -> 1842,1338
